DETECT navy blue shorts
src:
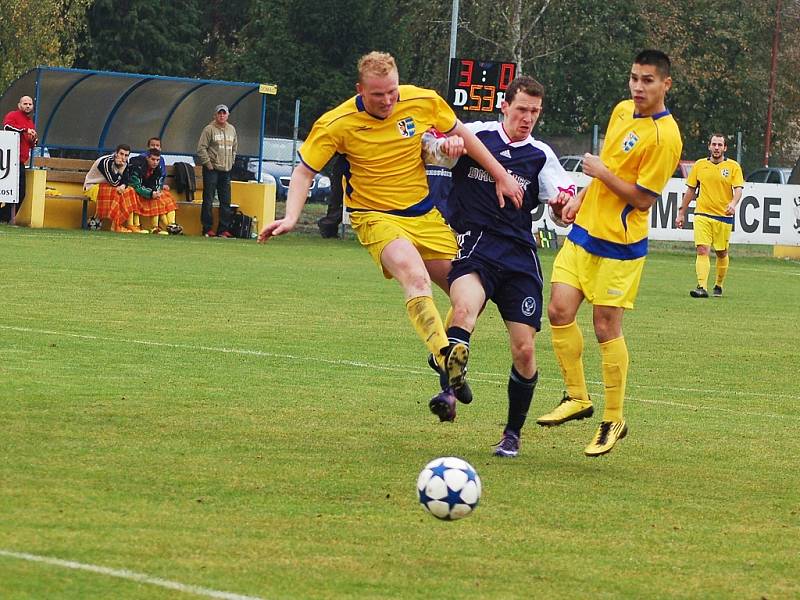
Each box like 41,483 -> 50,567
448,229 -> 544,330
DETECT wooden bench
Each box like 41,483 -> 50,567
33,157 -> 205,228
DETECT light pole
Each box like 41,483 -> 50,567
447,0 -> 459,84
763,0 -> 782,167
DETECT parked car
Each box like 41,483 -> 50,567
559,154 -> 694,178
558,154 -> 584,172
745,167 -> 793,185
248,137 -> 331,203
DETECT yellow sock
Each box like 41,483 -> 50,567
406,296 -> 449,365
551,321 -> 590,403
126,214 -> 135,228
159,211 -> 175,227
443,306 -> 454,330
715,255 -> 729,287
133,214 -> 140,227
696,254 -> 710,288
600,336 -> 628,422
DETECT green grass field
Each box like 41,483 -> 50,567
1,225 -> 798,599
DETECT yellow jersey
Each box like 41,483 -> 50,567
299,85 -> 457,214
686,157 -> 743,223
570,99 -> 682,259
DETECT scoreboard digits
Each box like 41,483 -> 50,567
447,58 -> 517,113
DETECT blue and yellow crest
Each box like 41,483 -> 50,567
721,168 -> 730,178
622,131 -> 639,153
397,117 -> 416,138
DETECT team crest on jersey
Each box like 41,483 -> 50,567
721,168 -> 730,177
622,131 -> 639,153
397,117 -> 416,138
521,297 -> 537,317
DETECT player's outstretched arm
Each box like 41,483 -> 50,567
449,121 -> 523,209
258,163 -> 315,243
554,185 -> 587,225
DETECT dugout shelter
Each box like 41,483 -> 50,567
0,66 -> 272,169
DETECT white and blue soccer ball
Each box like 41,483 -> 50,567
417,456 -> 481,520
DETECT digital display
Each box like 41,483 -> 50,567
447,58 -> 517,113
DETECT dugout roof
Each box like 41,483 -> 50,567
0,66 -> 273,160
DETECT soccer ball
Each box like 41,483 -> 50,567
416,456 -> 481,520
87,215 -> 102,230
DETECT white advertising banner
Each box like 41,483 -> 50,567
0,131 -> 21,204
533,173 -> 800,247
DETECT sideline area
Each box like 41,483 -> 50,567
0,66 -> 278,235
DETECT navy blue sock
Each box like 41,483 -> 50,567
446,326 -> 471,348
506,367 -> 538,435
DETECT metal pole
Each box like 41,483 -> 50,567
763,0 -> 781,167
736,130 -> 743,165
447,0 -> 459,84
257,93 -> 266,183
592,124 -> 599,155
291,98 -> 300,171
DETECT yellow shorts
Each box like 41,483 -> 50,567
693,215 -> 732,251
348,208 -> 458,278
551,239 -> 645,309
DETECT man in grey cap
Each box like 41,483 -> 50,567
197,104 -> 238,237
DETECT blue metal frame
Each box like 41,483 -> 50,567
98,77 -> 154,149
159,82 -> 209,140
19,66 -> 270,160
40,72 -> 96,150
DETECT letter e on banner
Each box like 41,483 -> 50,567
0,131 -> 20,203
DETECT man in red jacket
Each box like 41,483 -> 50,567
1,95 -> 38,223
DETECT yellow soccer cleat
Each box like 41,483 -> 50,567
536,392 -> 593,427
584,420 -> 628,457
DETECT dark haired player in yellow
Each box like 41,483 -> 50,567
537,49 -> 683,456
675,134 -> 743,298
258,51 -> 523,420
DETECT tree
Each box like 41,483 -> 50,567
222,0 -> 407,137
73,0 -> 205,77
0,0 -> 91,91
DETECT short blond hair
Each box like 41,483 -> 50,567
357,51 -> 397,82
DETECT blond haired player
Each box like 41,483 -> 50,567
675,134 -> 743,298
259,52 -> 523,420
538,50 -> 683,456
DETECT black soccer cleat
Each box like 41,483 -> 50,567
690,286 -> 709,298
712,285 -> 723,297
429,388 -> 457,422
427,351 -> 473,404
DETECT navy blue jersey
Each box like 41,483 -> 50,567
446,121 -> 574,247
426,164 -> 453,221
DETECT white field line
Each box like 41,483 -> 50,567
3,324 -> 798,414
0,550 -> 264,600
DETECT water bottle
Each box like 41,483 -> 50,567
250,216 -> 258,239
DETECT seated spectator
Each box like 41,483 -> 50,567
83,144 -> 139,233
128,148 -> 181,235
130,136 -> 175,232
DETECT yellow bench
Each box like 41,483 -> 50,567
26,157 -> 275,235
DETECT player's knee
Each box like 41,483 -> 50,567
511,341 -> 535,368
548,302 -> 571,325
696,245 -> 710,256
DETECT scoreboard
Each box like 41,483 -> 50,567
447,58 -> 517,114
